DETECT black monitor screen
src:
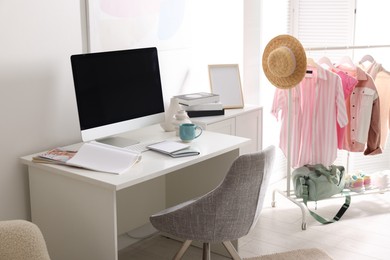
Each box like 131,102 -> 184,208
71,47 -> 165,136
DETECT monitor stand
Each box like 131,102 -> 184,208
96,136 -> 139,148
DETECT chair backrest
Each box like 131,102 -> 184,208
149,146 -> 276,243
211,145 -> 275,241
0,220 -> 51,260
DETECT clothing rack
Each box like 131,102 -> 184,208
305,44 -> 390,51
272,44 -> 390,230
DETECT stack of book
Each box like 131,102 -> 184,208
175,92 -> 224,117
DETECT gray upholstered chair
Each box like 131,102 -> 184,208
150,146 -> 275,260
0,219 -> 51,260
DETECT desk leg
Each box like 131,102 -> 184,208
29,168 -> 118,260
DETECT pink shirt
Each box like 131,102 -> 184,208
333,70 -> 358,149
272,64 -> 348,168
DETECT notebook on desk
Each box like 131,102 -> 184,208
169,147 -> 200,158
147,141 -> 189,154
147,141 -> 200,157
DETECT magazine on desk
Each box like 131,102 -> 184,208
32,141 -> 142,175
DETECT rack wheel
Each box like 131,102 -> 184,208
301,222 -> 307,230
271,201 -> 276,207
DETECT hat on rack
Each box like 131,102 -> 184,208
262,34 -> 307,89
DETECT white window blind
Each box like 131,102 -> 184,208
291,0 -> 356,60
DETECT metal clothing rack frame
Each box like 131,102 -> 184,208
272,44 -> 390,230
305,44 -> 390,51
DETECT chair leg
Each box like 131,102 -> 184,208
222,241 -> 242,260
173,240 -> 192,260
202,242 -> 210,260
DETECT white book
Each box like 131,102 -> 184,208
175,92 -> 220,106
34,141 -> 141,175
184,102 -> 223,111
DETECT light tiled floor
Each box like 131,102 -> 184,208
119,179 -> 390,260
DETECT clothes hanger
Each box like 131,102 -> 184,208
306,57 -> 318,68
359,54 -> 375,64
317,56 -> 336,70
359,54 -> 390,75
336,56 -> 356,69
305,57 -> 317,77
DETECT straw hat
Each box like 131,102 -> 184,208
262,35 -> 307,89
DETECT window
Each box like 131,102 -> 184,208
291,0 -> 356,61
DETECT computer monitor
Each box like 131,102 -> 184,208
70,47 -> 165,146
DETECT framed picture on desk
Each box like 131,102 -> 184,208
208,64 -> 244,109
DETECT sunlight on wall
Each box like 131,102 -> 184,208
260,0 -> 290,182
260,0 -> 289,150
189,0 -> 243,95
354,0 -> 390,68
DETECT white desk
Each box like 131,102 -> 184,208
21,124 -> 250,260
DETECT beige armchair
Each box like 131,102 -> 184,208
0,219 -> 50,260
150,146 -> 275,260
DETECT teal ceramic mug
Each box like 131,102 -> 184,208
179,123 -> 203,142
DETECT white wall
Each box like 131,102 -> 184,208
0,1 -> 83,220
259,0 -> 290,182
243,0 -> 261,105
0,0 -> 250,220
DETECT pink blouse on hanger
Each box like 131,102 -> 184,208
272,64 -> 348,168
332,70 -> 358,149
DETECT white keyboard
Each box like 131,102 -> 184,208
124,141 -> 161,153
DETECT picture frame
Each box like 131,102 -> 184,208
208,64 -> 244,109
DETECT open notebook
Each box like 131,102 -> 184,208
33,141 -> 141,174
